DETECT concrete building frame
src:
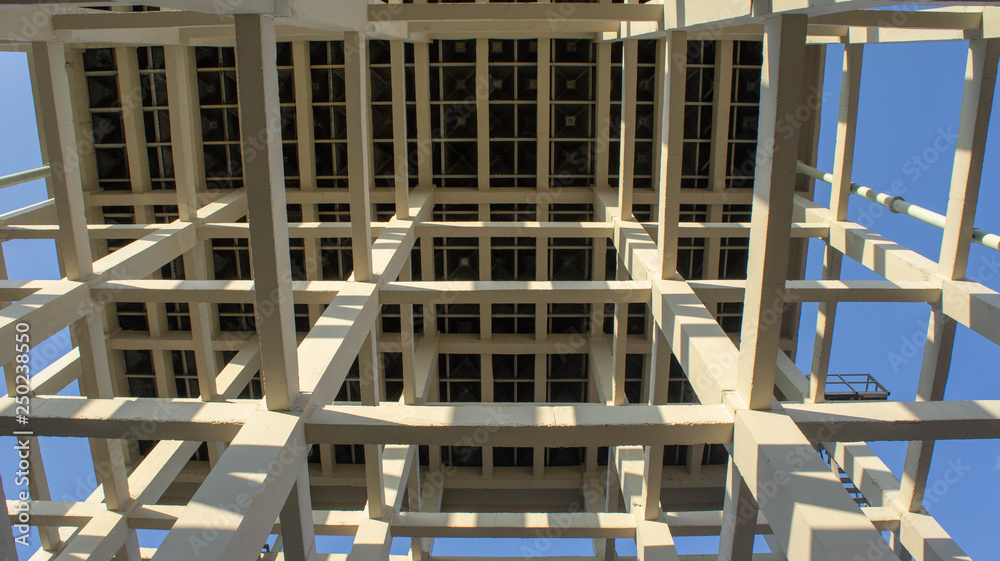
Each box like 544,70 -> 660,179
0,1 -> 998,560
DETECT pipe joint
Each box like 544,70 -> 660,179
883,196 -> 905,213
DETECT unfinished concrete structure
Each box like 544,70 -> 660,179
0,1 -> 998,560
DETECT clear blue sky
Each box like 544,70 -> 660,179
1,37 -> 998,559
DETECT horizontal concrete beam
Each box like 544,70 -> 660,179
0,279 -> 59,300
99,331 -> 654,356
380,281 -> 651,305
0,395 -> 253,442
73,279 -> 651,307
788,399 -> 1000,442
306,403 -> 735,447
52,11 -> 232,31
199,222 -> 386,239
90,279 -> 346,304
796,196 -> 1000,346
393,512 -> 637,539
0,396 -> 733,446
80,186 -> 748,208
0,280 -> 91,366
10,501 -> 899,541
641,221 -> 828,240
418,221 -> 613,238
18,396 -> 994,448
0,199 -> 55,227
368,3 -> 664,22
809,9 -> 983,29
688,279 -> 941,304
0,220 -> 826,242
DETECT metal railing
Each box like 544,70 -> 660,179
0,165 -> 51,190
797,161 -> 1000,252
824,373 -> 890,401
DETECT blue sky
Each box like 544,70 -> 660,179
1,38 -> 998,559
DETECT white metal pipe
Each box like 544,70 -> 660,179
0,165 -> 50,189
797,161 -> 999,252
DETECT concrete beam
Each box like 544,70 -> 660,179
18,396 -> 997,446
796,198 -> 1000,348
619,38 -> 638,216
0,473 -> 16,560
10,501 -> 905,541
827,442 -> 971,561
234,13 -> 300,411
295,282 -> 380,408
787,400 -> 1000,442
616,447 -> 681,560
345,31 -> 374,282
150,412 -> 308,561
346,519 -> 392,561
656,31 -> 686,279
368,3 -> 664,23
736,14 -> 808,410
279,463 -> 319,561
0,395 -> 253,441
733,410 -> 897,561
381,281 -> 651,305
687,279 -> 941,304
306,404 -> 734,447
718,459 -> 757,561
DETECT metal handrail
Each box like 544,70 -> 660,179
0,165 -> 51,190
824,373 -> 890,401
797,161 -> 1000,252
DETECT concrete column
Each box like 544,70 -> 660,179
347,519 -> 392,561
279,462 -> 318,561
345,31 -> 374,281
810,44 -> 862,403
618,38 -> 638,216
390,39 -> 410,216
234,14 -> 300,411
736,14 -> 809,410
655,31 -> 686,280
718,458 -> 757,561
